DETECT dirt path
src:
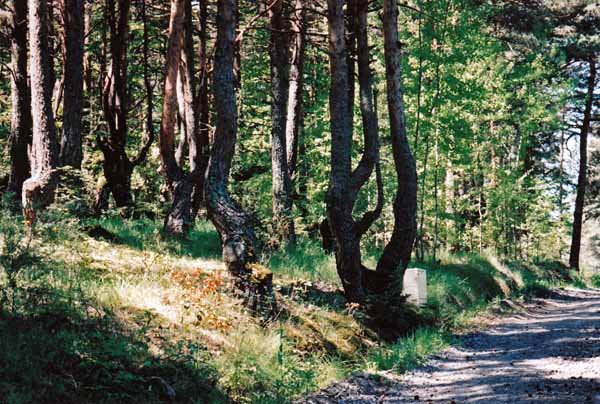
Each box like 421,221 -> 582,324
306,288 -> 600,404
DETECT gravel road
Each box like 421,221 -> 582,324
306,288 -> 600,404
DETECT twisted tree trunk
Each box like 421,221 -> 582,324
7,0 -> 32,201
159,0 -> 190,235
206,0 -> 257,275
376,0 -> 418,276
95,0 -> 152,212
326,0 -> 382,303
160,0 -> 208,236
22,0 -> 60,219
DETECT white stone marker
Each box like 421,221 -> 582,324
403,268 -> 427,307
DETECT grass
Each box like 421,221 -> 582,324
365,327 -> 451,373
267,239 -> 339,283
87,214 -> 223,259
0,208 -> 588,403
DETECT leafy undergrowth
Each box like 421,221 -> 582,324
0,209 -> 586,403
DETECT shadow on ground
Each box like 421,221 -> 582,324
0,284 -> 228,403
305,289 -> 600,403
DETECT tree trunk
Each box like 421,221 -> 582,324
192,0 -> 210,216
22,0 -> 60,219
47,0 -> 57,98
206,0 -> 258,276
159,0 -> 197,236
159,0 -> 186,183
98,0 -> 133,207
325,0 -> 383,303
285,0 -> 306,181
175,70 -> 189,169
140,0 -> 155,168
326,0 -> 361,303
376,0 -> 418,276
569,56 -> 597,271
96,0 -> 152,211
350,0 -> 379,196
7,0 -> 32,202
60,0 -> 85,168
269,0 -> 295,245
83,0 -> 93,93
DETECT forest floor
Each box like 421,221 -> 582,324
306,287 -> 600,404
0,208 -> 597,403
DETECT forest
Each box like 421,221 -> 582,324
0,0 -> 599,402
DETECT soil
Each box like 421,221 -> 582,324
305,288 -> 600,403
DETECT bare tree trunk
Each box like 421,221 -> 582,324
269,0 -> 295,245
95,0 -> 152,211
98,0 -> 133,207
175,69 -> 188,168
159,0 -> 201,236
326,0 -> 381,303
83,0 -> 93,93
326,0 -> 363,303
285,0 -> 306,181
569,56 -> 597,271
376,0 -> 417,276
206,0 -> 258,277
192,0 -> 210,216
47,0 -> 57,97
444,160 -> 455,251
159,0 -> 186,200
60,0 -> 85,168
22,0 -> 60,219
7,0 -> 32,202
140,0 -> 155,172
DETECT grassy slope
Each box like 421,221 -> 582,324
0,211 -> 586,403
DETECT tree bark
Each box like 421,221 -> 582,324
98,0 -> 133,207
175,69 -> 189,169
350,0 -> 379,197
192,0 -> 211,216
376,0 -> 418,276
206,0 -> 258,276
83,0 -> 93,93
326,0 -> 381,303
7,0 -> 32,202
140,0 -> 155,170
159,0 -> 198,236
324,0 -> 384,303
159,0 -> 186,184
95,0 -> 152,211
60,0 -> 85,168
569,56 -> 597,271
285,0 -> 306,181
327,0 -> 363,302
22,0 -> 60,218
269,0 -> 295,244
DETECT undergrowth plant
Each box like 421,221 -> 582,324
0,197 -> 38,312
